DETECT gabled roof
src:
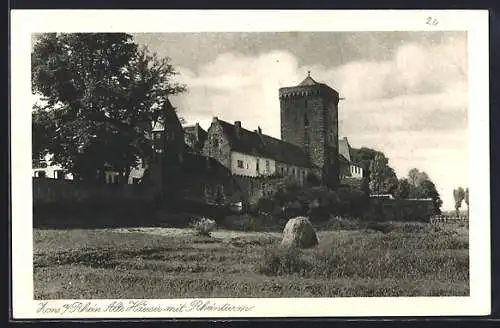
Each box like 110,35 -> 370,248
183,124 -> 208,141
183,123 -> 208,151
339,153 -> 350,165
151,99 -> 182,132
215,119 -> 311,167
338,137 -> 352,162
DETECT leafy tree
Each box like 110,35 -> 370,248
368,153 -> 398,195
417,180 -> 443,215
408,168 -> 430,188
402,168 -> 442,214
395,178 -> 411,199
453,187 -> 465,216
465,187 -> 469,215
350,147 -> 380,177
31,33 -> 186,182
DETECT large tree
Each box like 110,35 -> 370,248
394,178 -> 411,199
368,153 -> 398,195
453,187 -> 466,216
351,147 -> 398,195
32,33 -> 186,182
417,180 -> 443,215
408,168 -> 430,188
405,168 -> 442,215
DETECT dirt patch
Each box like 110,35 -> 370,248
111,227 -> 282,242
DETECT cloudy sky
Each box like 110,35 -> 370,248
133,32 -> 468,210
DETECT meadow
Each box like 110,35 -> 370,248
33,218 -> 469,299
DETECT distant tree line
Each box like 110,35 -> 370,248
351,148 -> 442,215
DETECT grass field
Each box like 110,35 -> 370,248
33,220 -> 469,299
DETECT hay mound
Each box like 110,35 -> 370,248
281,216 -> 318,249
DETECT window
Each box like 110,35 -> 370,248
304,113 -> 309,127
34,170 -> 46,178
54,170 -> 64,179
281,167 -> 284,175
292,168 -> 295,176
256,160 -> 260,173
237,160 -> 244,168
265,160 -> 270,172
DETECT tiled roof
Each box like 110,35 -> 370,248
216,119 -> 311,168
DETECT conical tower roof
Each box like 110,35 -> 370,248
297,71 -> 319,86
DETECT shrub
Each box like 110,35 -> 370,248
365,221 -> 394,234
190,217 -> 217,237
221,214 -> 284,232
269,184 -> 368,221
305,173 -> 321,186
255,197 -> 278,215
257,246 -> 310,276
322,216 -> 362,231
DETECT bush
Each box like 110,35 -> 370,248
269,184 -> 368,221
190,217 -> 217,236
257,246 -> 310,276
255,197 -> 278,215
305,173 -> 321,186
221,214 -> 284,232
365,221 -> 394,234
322,216 -> 363,231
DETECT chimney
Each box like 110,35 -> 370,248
212,116 -> 218,123
234,121 -> 241,138
257,126 -> 262,135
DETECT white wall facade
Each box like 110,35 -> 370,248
32,164 -> 74,180
349,164 -> 363,178
230,151 -> 276,177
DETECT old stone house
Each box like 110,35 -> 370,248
203,117 -> 312,186
339,137 -> 364,179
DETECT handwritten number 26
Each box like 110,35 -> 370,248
426,17 -> 439,26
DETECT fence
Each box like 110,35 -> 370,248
430,215 -> 469,224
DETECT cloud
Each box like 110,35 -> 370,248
170,35 -> 468,210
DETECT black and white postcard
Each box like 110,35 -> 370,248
10,9 -> 490,318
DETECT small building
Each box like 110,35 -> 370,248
202,117 -> 312,186
338,137 -> 364,180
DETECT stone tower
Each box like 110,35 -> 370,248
279,72 -> 340,188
